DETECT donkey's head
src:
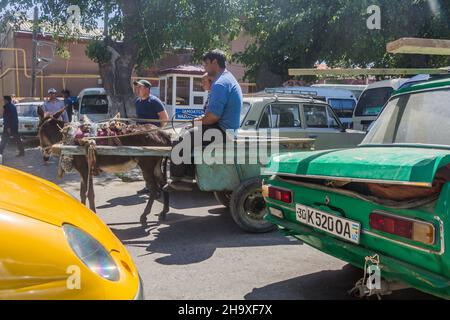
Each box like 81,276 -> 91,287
37,106 -> 66,162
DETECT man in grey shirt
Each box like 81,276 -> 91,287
43,88 -> 69,122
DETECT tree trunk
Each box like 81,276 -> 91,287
99,47 -> 136,118
254,62 -> 284,90
97,0 -> 139,118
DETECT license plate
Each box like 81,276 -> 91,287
296,204 -> 361,244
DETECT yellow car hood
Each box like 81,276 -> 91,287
0,165 -> 123,252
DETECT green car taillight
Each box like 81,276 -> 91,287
369,212 -> 435,245
267,186 -> 292,204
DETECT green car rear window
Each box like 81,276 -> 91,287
363,88 -> 450,147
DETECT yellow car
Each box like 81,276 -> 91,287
0,165 -> 143,299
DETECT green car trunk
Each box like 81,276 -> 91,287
263,146 -> 450,299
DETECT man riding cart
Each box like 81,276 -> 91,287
168,49 -> 243,191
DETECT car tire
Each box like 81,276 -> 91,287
214,191 -> 232,208
230,177 -> 276,233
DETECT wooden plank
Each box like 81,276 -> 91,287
387,38 -> 450,56
53,145 -> 172,157
53,138 -> 314,158
288,68 -> 447,76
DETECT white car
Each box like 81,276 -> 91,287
352,79 -> 408,131
263,86 -> 358,128
0,101 -> 42,136
311,83 -> 367,100
238,96 -> 366,150
73,88 -> 112,123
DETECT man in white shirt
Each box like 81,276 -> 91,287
43,88 -> 69,122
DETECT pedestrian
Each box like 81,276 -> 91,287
43,88 -> 69,122
134,79 -> 169,127
11,94 -> 19,104
133,79 -> 169,195
0,95 -> 25,158
61,89 -> 74,122
168,49 -> 243,191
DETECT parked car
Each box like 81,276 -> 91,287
0,165 -> 143,299
238,96 -> 365,150
352,79 -> 408,131
0,101 -> 42,136
311,84 -> 367,100
263,87 -> 358,128
73,88 -> 112,123
263,78 -> 450,299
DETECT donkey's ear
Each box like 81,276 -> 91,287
37,106 -> 45,120
52,107 -> 66,120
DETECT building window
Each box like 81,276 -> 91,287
159,79 -> 166,102
176,77 -> 190,105
193,96 -> 204,105
193,77 -> 204,92
167,77 -> 173,105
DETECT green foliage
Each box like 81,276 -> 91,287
0,0 -> 240,69
85,40 -> 112,64
237,0 -> 450,82
134,0 -> 241,67
55,40 -> 71,60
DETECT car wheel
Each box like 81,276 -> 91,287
214,191 -> 232,208
230,177 -> 276,233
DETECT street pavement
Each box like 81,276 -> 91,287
1,145 -> 439,300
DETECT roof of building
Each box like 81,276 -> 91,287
158,65 -> 205,76
12,20 -> 103,40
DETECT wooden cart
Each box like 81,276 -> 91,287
53,137 -> 314,233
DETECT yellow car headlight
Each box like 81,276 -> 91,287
62,224 -> 120,282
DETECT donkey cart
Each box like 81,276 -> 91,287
52,137 -> 314,233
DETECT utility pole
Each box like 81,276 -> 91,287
31,6 -> 38,97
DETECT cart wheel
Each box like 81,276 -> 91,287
214,191 -> 232,208
230,177 -> 276,233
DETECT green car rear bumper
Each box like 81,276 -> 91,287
265,214 -> 450,299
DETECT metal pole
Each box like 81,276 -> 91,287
31,6 -> 38,97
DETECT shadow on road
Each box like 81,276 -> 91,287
2,147 -> 78,184
111,212 -> 295,265
245,264 -> 439,300
168,188 -> 220,210
110,222 -> 159,241
98,194 -> 150,209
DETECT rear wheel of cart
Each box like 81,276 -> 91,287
230,177 -> 276,233
214,191 -> 232,208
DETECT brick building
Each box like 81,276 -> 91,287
0,22 -> 254,109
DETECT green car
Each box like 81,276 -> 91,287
263,78 -> 450,299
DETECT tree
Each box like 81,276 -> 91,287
1,0 -> 240,116
237,0 -> 450,88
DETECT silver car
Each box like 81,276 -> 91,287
0,102 -> 42,136
238,96 -> 366,150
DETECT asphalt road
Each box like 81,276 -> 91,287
1,145 -> 439,300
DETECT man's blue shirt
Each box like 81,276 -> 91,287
207,70 -> 243,131
135,95 -> 166,126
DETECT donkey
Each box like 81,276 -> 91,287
37,107 -> 172,225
